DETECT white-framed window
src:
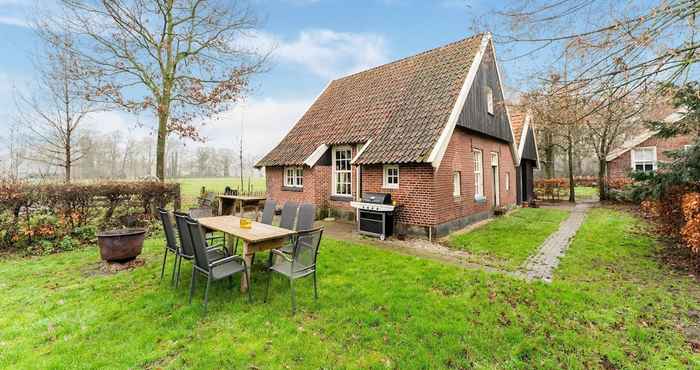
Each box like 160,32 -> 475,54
473,149 -> 484,199
383,164 -> 399,189
453,171 -> 461,197
284,166 -> 304,188
485,86 -> 494,115
332,146 -> 352,196
505,172 -> 510,192
631,146 -> 657,173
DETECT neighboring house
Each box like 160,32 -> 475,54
607,111 -> 693,178
256,33 -> 524,237
507,106 -> 540,203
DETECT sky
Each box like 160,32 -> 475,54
0,0 -> 524,159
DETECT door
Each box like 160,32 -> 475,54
491,152 -> 500,207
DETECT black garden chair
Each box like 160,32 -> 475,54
186,217 -> 252,313
260,199 -> 277,225
157,208 -> 180,284
173,212 -> 230,288
264,227 -> 323,314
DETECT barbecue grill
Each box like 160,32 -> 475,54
350,192 -> 395,240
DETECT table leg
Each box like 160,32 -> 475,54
241,241 -> 254,292
218,199 -> 223,216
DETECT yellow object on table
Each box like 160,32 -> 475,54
239,218 -> 252,229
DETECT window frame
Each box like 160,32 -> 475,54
283,166 -> 304,188
473,149 -> 484,199
453,171 -> 461,197
485,86 -> 494,115
382,164 -> 399,189
505,172 -> 510,192
332,145 -> 353,197
631,146 -> 657,173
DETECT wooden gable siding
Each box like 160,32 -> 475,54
521,127 -> 538,161
456,46 -> 513,143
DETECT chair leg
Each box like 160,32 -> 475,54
170,253 -> 179,285
313,271 -> 318,301
289,278 -> 296,315
160,248 -> 168,281
204,276 -> 211,313
189,268 -> 196,304
175,255 -> 183,288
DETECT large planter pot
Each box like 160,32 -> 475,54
97,228 -> 147,262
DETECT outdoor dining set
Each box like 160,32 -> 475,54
157,196 -> 323,314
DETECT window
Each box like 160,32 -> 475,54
485,86 -> 494,115
332,146 -> 352,196
505,172 -> 510,192
631,147 -> 656,173
473,149 -> 484,199
284,167 -> 303,188
383,165 -> 399,189
453,171 -> 461,197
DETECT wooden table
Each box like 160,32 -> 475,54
217,195 -> 267,216
198,216 -> 295,292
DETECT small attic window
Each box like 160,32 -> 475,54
485,86 -> 494,115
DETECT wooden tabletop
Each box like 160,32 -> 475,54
216,194 -> 267,201
198,216 -> 295,243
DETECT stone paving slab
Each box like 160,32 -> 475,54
520,202 -> 593,282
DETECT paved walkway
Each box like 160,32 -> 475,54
520,202 -> 593,282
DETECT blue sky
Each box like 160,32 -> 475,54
0,0 -> 526,157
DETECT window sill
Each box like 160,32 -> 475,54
474,196 -> 487,204
382,186 -> 399,190
330,195 -> 353,202
281,186 -> 303,192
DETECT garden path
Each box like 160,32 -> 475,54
520,202 -> 594,282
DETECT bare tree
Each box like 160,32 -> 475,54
53,0 -> 268,181
15,31 -> 96,183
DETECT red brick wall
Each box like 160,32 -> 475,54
607,135 -> 694,179
433,128 -> 517,225
265,130 -> 517,229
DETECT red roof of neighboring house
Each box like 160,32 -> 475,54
256,34 -> 486,167
507,105 -> 526,148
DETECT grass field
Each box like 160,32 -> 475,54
1,207 -> 698,368
172,177 -> 266,207
448,207 -> 570,270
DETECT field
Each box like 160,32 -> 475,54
172,177 -> 266,207
1,207 -> 698,368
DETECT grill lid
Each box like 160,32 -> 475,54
362,192 -> 392,204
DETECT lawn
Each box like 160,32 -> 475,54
448,207 -> 570,270
1,207 -> 698,368
572,186 -> 598,200
172,177 -> 267,207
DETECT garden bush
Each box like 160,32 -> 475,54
0,180 -> 180,255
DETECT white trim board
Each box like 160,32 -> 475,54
427,33 -> 490,168
304,144 -> 329,167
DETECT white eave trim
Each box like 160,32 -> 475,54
516,113 -> 530,165
427,33 -> 491,168
350,139 -> 372,164
304,144 -> 329,167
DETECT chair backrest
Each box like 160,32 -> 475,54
185,218 -> 210,270
261,199 -> 277,225
189,207 -> 213,219
158,208 -> 178,252
292,227 -> 323,272
173,212 -> 195,257
279,201 -> 298,230
296,203 -> 316,231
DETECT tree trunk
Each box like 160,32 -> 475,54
597,159 -> 608,201
156,111 -> 168,181
544,131 -> 555,178
567,135 -> 576,203
65,137 -> 71,184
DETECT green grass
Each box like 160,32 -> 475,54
448,207 -> 570,270
173,177 -> 266,207
572,186 -> 598,200
1,207 -> 698,368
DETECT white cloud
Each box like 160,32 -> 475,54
0,15 -> 29,27
248,29 -> 390,79
197,97 -> 313,157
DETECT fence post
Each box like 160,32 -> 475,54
174,183 -> 182,211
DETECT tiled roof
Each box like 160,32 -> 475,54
256,34 -> 485,167
507,105 -> 526,147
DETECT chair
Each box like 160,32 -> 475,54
279,201 -> 299,230
157,208 -> 179,284
186,217 -> 251,312
264,227 -> 323,314
296,203 -> 316,231
188,207 -> 225,245
260,199 -> 277,225
173,212 -> 231,288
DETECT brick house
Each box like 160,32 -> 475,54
507,106 -> 540,203
256,33 -> 528,237
607,111 -> 694,179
